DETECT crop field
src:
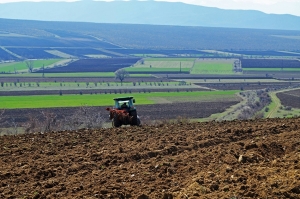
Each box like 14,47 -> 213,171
0,35 -> 120,48
104,49 -> 213,57
243,68 -> 300,71
106,48 -> 161,55
0,72 -> 152,78
0,48 -> 17,61
0,59 -> 62,73
0,90 -> 239,109
241,59 -> 300,68
277,89 -> 300,109
39,58 -> 141,73
190,59 -> 235,74
195,81 -> 300,91
0,118 -> 299,198
222,50 -> 299,57
6,47 -> 60,59
57,48 -> 107,58
126,58 -> 195,73
0,81 -> 198,92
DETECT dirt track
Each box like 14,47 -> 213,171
0,118 -> 300,199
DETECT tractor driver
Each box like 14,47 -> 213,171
121,102 -> 129,109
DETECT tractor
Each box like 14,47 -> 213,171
106,96 -> 141,127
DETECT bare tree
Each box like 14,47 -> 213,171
25,60 -> 34,73
0,109 -> 5,122
41,111 -> 57,133
115,69 -> 129,85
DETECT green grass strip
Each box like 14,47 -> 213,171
125,67 -> 190,72
144,58 -> 196,61
0,73 -> 151,78
190,62 -> 234,74
0,91 -> 238,109
0,59 -> 62,73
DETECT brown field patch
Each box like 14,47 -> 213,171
0,118 -> 299,198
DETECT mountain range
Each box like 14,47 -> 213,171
0,0 -> 300,30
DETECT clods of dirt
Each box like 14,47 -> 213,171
0,118 -> 299,198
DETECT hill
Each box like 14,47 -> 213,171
0,118 -> 299,198
1,1 -> 300,31
1,18 -> 300,51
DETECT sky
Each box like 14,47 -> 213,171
0,0 -> 299,16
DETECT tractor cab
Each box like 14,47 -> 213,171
114,96 -> 136,111
109,96 -> 140,127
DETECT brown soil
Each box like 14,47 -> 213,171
277,89 -> 300,109
1,118 -> 300,199
0,88 -> 208,96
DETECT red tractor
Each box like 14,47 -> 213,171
106,96 -> 141,127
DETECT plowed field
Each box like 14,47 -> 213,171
1,118 -> 300,199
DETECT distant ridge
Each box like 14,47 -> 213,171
0,1 -> 300,30
1,18 -> 300,51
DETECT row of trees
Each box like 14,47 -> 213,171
0,107 -> 104,135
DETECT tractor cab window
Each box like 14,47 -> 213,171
117,100 -> 131,109
121,102 -> 128,109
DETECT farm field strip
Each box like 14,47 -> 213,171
198,93 -> 246,122
181,79 -> 285,83
132,60 -> 194,68
125,67 -> 190,72
0,73 -> 151,77
0,81 -> 198,91
0,59 -> 63,73
265,88 -> 300,118
133,54 -> 167,57
243,68 -> 300,71
190,59 -> 235,74
0,90 -> 239,109
126,58 -> 196,73
143,58 -> 196,61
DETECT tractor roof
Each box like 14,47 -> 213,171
113,96 -> 134,101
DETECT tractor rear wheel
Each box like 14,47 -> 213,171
113,115 -> 122,127
136,117 -> 141,126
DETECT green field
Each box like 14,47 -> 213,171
126,58 -> 195,73
0,72 -> 151,78
0,91 -> 239,109
0,59 -> 63,73
125,67 -> 190,72
190,60 -> 235,74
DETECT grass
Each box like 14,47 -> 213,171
126,58 -> 196,73
0,59 -> 62,73
125,67 -> 190,72
182,79 -> 284,83
190,60 -> 235,74
0,72 -> 151,78
133,54 -> 167,57
265,89 -> 300,118
0,90 -> 239,109
144,58 -> 196,61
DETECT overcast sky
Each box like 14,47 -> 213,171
0,0 -> 299,16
